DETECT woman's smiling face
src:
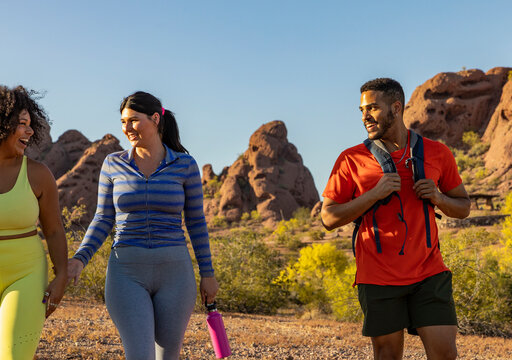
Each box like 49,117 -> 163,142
120,108 -> 160,148
0,109 -> 34,156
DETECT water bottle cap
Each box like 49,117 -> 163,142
206,301 -> 217,312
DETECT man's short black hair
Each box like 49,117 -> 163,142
360,78 -> 405,112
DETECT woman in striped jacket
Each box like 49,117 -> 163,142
68,91 -> 219,360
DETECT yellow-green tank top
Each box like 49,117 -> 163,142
0,156 -> 39,236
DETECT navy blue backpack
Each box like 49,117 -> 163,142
351,130 -> 441,257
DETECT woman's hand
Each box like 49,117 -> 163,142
43,273 -> 67,318
200,276 -> 219,305
67,258 -> 85,286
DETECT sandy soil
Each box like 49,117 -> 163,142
35,300 -> 512,359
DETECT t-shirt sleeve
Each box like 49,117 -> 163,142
322,151 -> 356,204
437,143 -> 463,193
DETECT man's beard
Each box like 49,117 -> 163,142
368,109 -> 394,140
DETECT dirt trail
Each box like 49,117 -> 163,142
36,300 -> 512,359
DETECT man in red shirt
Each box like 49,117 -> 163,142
322,78 -> 470,360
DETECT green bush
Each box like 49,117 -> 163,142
273,218 -> 300,243
210,215 -> 228,228
210,230 -> 286,314
455,152 -> 484,172
323,262 -> 361,322
469,142 -> 490,157
292,207 -> 311,225
453,132 -> 489,173
250,210 -> 261,221
275,243 -> 360,321
462,131 -> 480,148
474,168 -> 488,180
308,229 -> 325,240
441,228 -> 512,336
66,234 -> 112,301
502,192 -> 512,241
461,172 -> 472,186
203,178 -> 222,199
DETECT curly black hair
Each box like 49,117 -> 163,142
360,78 -> 405,113
0,85 -> 50,145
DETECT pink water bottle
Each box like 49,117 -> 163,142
206,302 -> 231,358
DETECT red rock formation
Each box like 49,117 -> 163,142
27,129 -> 92,179
203,121 -> 319,227
44,130 -> 92,179
202,164 -> 216,185
483,80 -> 512,192
56,134 -> 123,225
404,67 -> 512,146
25,121 -> 53,162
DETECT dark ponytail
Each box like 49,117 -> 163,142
120,91 -> 188,154
159,109 -> 188,153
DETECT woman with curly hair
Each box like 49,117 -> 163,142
68,91 -> 219,360
0,85 -> 68,359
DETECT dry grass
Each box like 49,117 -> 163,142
36,299 -> 512,359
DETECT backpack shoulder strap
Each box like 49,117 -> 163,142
352,139 -> 397,256
363,138 -> 396,174
409,130 -> 425,182
408,130 -> 436,249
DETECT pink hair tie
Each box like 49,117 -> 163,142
161,107 -> 165,116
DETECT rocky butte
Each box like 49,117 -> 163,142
202,120 -> 319,227
404,67 -> 512,193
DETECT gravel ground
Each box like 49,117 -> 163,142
36,300 -> 512,359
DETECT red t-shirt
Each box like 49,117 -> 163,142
323,136 -> 462,285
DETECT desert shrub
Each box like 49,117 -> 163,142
275,243 -> 360,321
308,229 -> 325,240
273,218 -> 300,242
455,152 -> 484,172
67,235 -> 112,301
272,220 -> 306,250
241,212 -> 250,221
462,131 -> 490,156
502,192 -> 512,241
292,207 -> 311,225
469,142 -> 490,157
461,172 -> 472,186
491,192 -> 512,273
210,215 -> 228,228
250,210 -> 261,221
323,262 -> 362,322
441,228 -> 512,336
453,133 -> 489,173
283,233 -> 305,251
203,177 -> 222,199
462,131 -> 480,148
210,230 -> 286,314
474,168 -> 488,180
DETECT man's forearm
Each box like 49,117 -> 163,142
321,190 -> 379,230
435,194 -> 471,219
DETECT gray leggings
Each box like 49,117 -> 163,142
105,245 -> 197,360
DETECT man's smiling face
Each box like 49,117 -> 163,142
359,90 -> 396,141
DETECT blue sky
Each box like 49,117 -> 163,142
1,1 -> 511,193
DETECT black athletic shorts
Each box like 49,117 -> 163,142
357,271 -> 458,337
